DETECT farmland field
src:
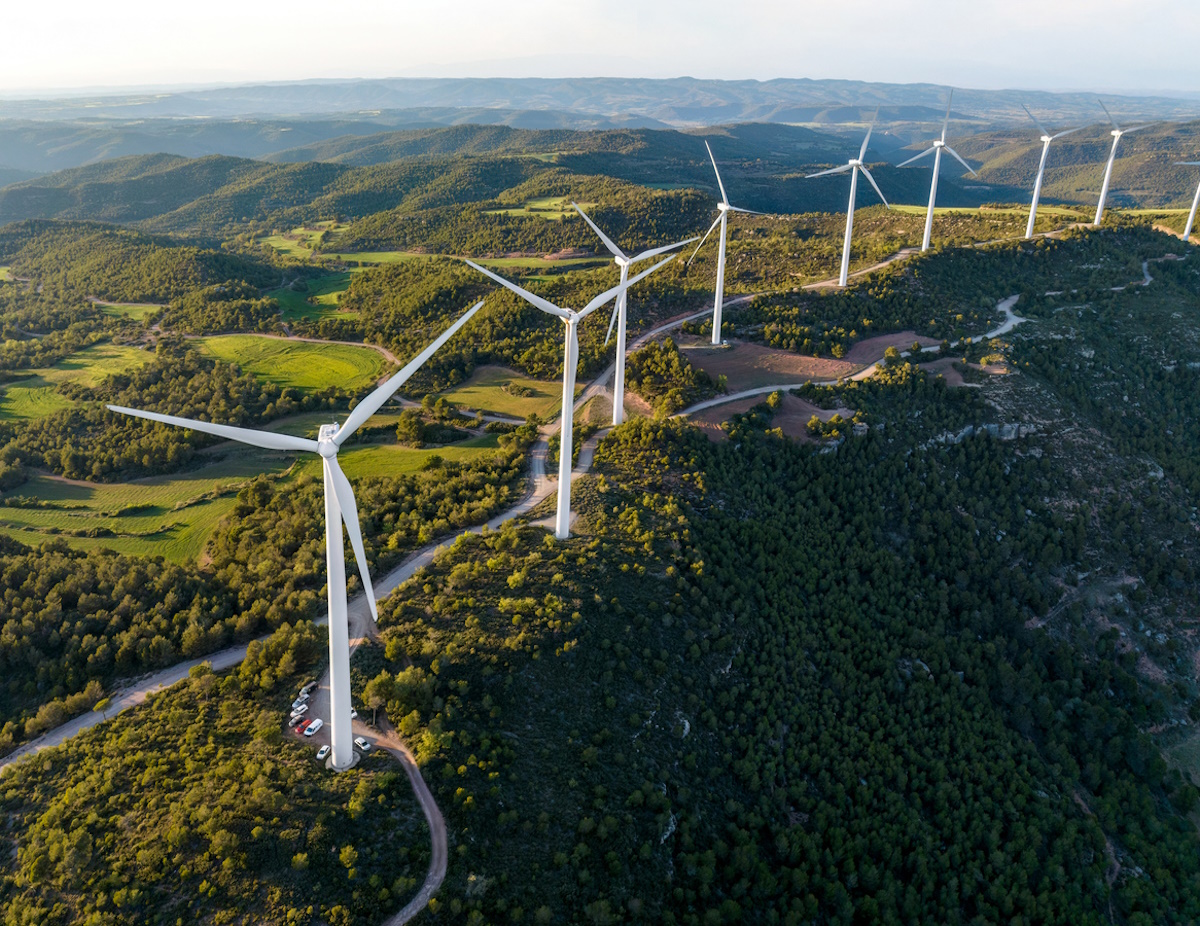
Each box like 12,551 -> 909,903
436,365 -> 574,419
195,335 -> 386,392
267,271 -> 358,322
0,342 -> 152,421
0,266 -> 11,281
0,452 -> 296,562
92,300 -> 162,321
301,433 -> 502,481
484,196 -> 596,219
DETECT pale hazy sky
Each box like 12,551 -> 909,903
3,0 -> 1196,96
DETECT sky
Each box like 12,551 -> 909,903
2,0 -> 1196,97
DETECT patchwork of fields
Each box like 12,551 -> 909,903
0,343 -> 152,421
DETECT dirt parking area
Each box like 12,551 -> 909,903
846,331 -> 941,364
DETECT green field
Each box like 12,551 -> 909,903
0,266 -> 11,282
0,453 -> 291,562
258,222 -> 344,259
267,272 -> 358,322
195,335 -> 387,392
93,300 -> 162,321
0,342 -> 152,421
436,366 -> 573,420
485,196 -> 596,219
302,434 -> 502,481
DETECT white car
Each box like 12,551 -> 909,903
350,709 -> 358,719
316,745 -> 330,761
304,718 -> 323,737
290,704 -> 309,718
354,736 -> 371,752
292,694 -> 309,708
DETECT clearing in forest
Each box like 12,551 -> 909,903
688,392 -> 852,443
195,336 -> 386,392
678,337 -> 857,391
484,196 -> 597,219
268,272 -> 358,322
436,365 -> 575,420
0,343 -> 152,421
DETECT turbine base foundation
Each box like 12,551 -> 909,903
326,750 -> 362,773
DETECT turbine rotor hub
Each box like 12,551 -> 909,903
317,423 -> 339,456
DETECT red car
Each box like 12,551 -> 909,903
295,718 -> 312,734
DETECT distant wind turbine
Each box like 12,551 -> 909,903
688,141 -> 764,345
807,109 -> 890,286
1021,104 -> 1082,240
898,89 -> 977,252
464,255 -> 674,539
1094,100 -> 1155,227
1175,161 -> 1200,243
572,202 -> 696,426
108,303 -> 483,771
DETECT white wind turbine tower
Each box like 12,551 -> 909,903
1175,161 -> 1200,243
897,89 -> 977,252
1022,104 -> 1082,240
689,141 -> 764,345
572,202 -> 697,426
465,256 -> 674,539
108,303 -> 483,771
1094,100 -> 1155,227
807,110 -> 890,287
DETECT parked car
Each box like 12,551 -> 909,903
289,715 -> 307,728
290,704 -> 309,718
292,694 -> 309,709
354,736 -> 371,752
316,745 -> 330,761
295,718 -> 312,734
299,681 -> 318,697
350,709 -> 358,719
304,718 -> 323,736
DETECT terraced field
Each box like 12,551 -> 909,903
0,452 -> 295,562
0,342 -> 152,421
436,365 -> 573,420
195,335 -> 386,392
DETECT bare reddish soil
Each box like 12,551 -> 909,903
679,338 -> 857,390
688,393 -> 852,443
845,331 -> 941,364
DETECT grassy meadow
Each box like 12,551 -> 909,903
0,343 -> 152,421
435,366 -> 574,420
194,335 -> 387,392
267,271 -> 358,322
484,196 -> 596,219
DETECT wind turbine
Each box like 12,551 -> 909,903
107,303 -> 483,771
689,141 -> 764,345
464,256 -> 674,539
1175,161 -> 1200,243
807,110 -> 890,287
1094,100 -> 1155,226
897,89 -> 977,252
572,203 -> 697,426
1021,104 -> 1082,240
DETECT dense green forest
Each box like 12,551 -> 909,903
0,622 -> 432,926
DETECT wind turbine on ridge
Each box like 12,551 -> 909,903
1021,104 -> 1082,240
108,303 -> 484,772
1174,161 -> 1200,243
689,141 -> 764,345
572,202 -> 697,426
807,109 -> 890,287
465,255 -> 674,539
897,89 -> 977,252
1094,100 -> 1155,227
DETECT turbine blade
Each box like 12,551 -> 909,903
943,146 -> 977,177
106,405 -> 318,453
1022,103 -> 1051,138
629,235 -> 700,265
1051,126 -> 1083,140
859,166 -> 889,209
327,455 -> 378,622
572,202 -> 626,260
727,206 -> 766,215
858,107 -> 879,161
706,140 -> 728,205
806,164 -> 853,179
579,255 -> 675,320
464,260 -> 571,319
687,214 -> 723,264
334,300 -> 484,444
1175,161 -> 1200,166
1124,123 -> 1156,134
1098,99 -> 1118,131
603,300 -> 620,347
941,88 -> 954,143
897,147 -> 936,168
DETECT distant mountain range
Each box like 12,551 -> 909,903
0,77 -> 1194,176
